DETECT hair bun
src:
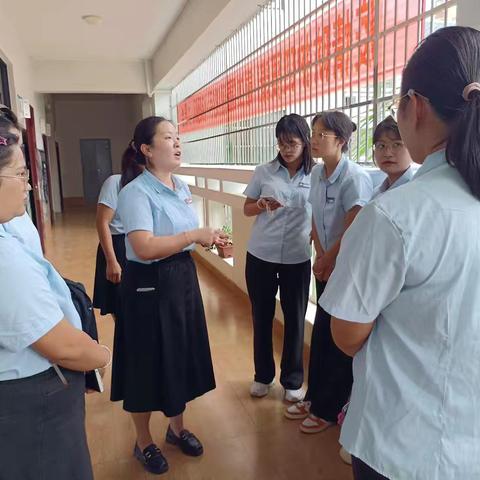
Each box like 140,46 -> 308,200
351,121 -> 357,133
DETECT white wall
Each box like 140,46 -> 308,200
457,0 -> 480,29
33,60 -> 148,95
53,94 -> 146,199
154,90 -> 172,119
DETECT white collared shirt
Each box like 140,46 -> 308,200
320,150 -> 480,479
98,174 -> 124,235
309,156 -> 373,251
117,170 -> 198,264
0,230 -> 81,380
371,166 -> 415,200
244,159 -> 312,264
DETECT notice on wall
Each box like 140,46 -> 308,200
23,98 -> 31,119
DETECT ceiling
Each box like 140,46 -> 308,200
6,0 -> 188,61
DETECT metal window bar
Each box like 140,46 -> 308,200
173,0 -> 456,165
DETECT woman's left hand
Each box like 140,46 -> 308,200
212,230 -> 230,247
314,253 -> 336,281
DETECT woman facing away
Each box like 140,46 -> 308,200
320,26 -> 480,479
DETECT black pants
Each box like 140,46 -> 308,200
245,252 -> 311,390
305,281 -> 353,421
352,457 -> 390,480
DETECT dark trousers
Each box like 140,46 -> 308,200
0,367 -> 93,480
305,281 -> 353,421
352,457 -> 390,480
245,252 -> 311,390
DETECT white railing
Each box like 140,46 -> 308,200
177,163 -> 383,342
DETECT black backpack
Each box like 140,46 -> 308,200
63,278 -> 98,342
63,278 -> 102,391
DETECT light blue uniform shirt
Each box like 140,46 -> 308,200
0,230 -> 82,381
2,212 -> 43,256
98,174 -> 123,235
117,170 -> 198,264
244,159 -> 312,264
319,150 -> 480,479
309,156 -> 373,251
371,165 -> 415,199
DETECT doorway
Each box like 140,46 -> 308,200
80,138 -> 112,205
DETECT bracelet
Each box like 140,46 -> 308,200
99,344 -> 112,369
256,199 -> 265,210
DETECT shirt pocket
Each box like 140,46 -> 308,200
288,182 -> 310,208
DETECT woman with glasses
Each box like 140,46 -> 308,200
0,126 -> 111,479
0,106 -> 42,255
372,115 -> 414,199
285,111 -> 372,433
243,113 -> 314,403
320,26 -> 480,479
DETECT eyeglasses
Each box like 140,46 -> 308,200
311,131 -> 338,140
0,169 -> 30,183
277,141 -> 304,151
373,141 -> 405,152
389,89 -> 430,117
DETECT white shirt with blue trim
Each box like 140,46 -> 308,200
309,156 -> 373,251
98,174 -> 124,235
0,230 -> 82,380
371,165 -> 415,200
2,212 -> 42,256
244,159 -> 312,264
319,150 -> 480,479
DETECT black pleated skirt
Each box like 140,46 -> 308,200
111,252 -> 216,417
0,367 -> 93,480
93,234 -> 126,316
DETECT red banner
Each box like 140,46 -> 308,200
178,0 -> 422,134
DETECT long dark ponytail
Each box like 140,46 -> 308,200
120,116 -> 170,187
401,26 -> 480,199
120,143 -> 143,187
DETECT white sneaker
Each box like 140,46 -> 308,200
250,380 -> 275,398
284,388 -> 305,403
339,447 -> 352,465
284,400 -> 311,419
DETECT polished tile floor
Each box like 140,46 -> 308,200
45,205 -> 353,480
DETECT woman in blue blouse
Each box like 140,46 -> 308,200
322,26 -> 480,479
243,114 -> 314,403
111,116 -> 227,475
0,126 -> 111,479
371,115 -> 414,199
93,148 -> 143,318
0,106 -> 43,255
286,111 -> 373,433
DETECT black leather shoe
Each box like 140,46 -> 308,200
166,425 -> 204,457
133,443 -> 169,474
